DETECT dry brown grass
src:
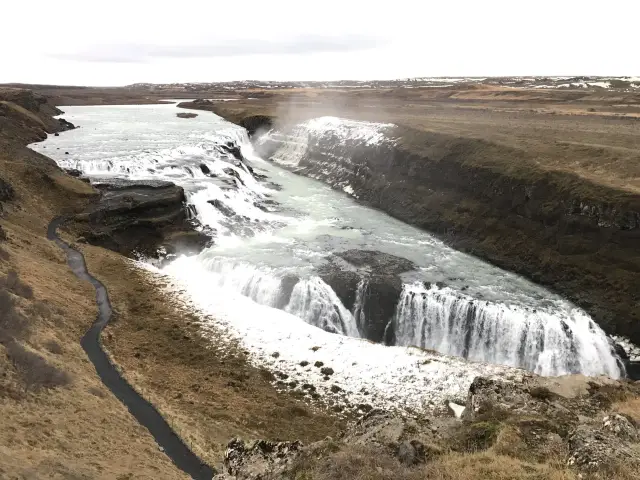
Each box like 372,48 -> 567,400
81,245 -> 345,467
290,444 -> 580,480
614,397 -> 640,423
0,143 -> 190,478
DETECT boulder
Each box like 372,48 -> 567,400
602,413 -> 638,442
397,440 -> 427,466
176,112 -> 198,119
214,438 -> 303,480
317,250 -> 415,343
73,179 -> 210,257
208,199 -> 235,217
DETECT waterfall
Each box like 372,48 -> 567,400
266,116 -> 395,168
390,283 -> 621,377
189,256 -> 359,337
352,279 -> 369,336
286,278 -> 360,338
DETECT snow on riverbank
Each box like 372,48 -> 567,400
137,259 -> 524,415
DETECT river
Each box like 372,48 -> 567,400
30,102 -> 622,399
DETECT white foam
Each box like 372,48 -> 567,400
140,260 -> 523,414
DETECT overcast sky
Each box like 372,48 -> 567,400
2,0 -> 638,86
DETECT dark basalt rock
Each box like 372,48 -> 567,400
239,115 -> 274,137
73,180 -> 210,257
57,118 -> 76,131
276,274 -> 300,309
64,168 -> 83,178
208,199 -> 235,217
318,249 -> 416,343
220,142 -> 244,162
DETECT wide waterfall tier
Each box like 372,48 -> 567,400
388,283 -> 621,377
166,254 -> 621,378
165,256 -> 359,338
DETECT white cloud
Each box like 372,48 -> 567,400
1,0 -> 638,85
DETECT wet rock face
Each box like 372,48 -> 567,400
239,115 -> 274,137
318,249 -> 416,343
57,117 -> 76,131
74,179 -> 210,257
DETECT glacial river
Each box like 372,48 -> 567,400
31,102 -> 622,386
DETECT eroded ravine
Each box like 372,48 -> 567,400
47,217 -> 214,480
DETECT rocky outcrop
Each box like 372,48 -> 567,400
72,179 -> 210,257
318,250 -> 415,342
464,375 -> 640,472
214,373 -> 640,479
215,439 -> 303,479
176,112 -> 198,119
214,412 -> 446,479
0,88 -> 75,144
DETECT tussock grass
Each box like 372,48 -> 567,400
43,338 -> 63,355
2,269 -> 34,299
614,397 -> 640,424
6,341 -> 71,392
0,289 -> 29,343
290,444 -> 579,480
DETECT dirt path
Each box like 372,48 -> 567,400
47,217 -> 215,480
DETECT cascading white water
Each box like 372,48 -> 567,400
286,277 -> 359,337
34,105 -> 624,380
181,255 -> 359,337
352,279 -> 369,336
390,283 -> 621,377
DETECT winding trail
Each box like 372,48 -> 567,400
47,217 -> 215,480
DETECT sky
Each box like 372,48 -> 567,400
2,0 -> 638,86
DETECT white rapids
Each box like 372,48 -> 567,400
31,103 -> 624,413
